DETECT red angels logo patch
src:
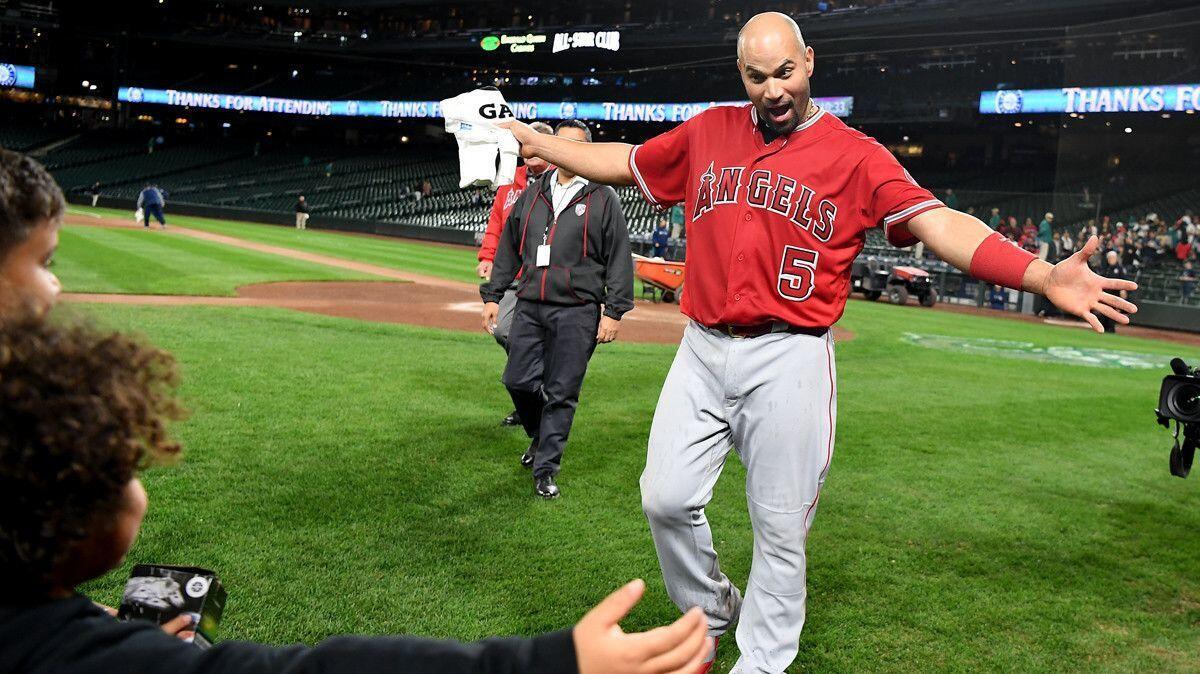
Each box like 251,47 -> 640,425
693,162 -> 838,243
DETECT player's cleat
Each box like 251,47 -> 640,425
520,440 -> 537,468
696,636 -> 719,674
534,475 -> 559,499
501,410 -> 521,426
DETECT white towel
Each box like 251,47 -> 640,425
440,89 -> 520,189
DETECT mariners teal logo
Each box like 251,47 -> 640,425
902,333 -> 1173,369
0,63 -> 16,87
994,90 -> 1024,114
127,87 -> 144,102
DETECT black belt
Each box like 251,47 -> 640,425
708,322 -> 828,339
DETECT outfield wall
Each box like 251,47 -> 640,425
1128,300 -> 1200,334
68,195 -> 478,247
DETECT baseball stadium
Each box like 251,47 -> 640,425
0,1 -> 1198,672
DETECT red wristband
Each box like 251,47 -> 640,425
969,232 -> 1037,290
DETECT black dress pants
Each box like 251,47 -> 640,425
503,300 -> 600,478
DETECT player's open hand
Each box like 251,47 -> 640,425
476,260 -> 493,279
574,579 -> 711,674
481,302 -> 500,334
1043,235 -> 1138,333
597,315 -> 621,344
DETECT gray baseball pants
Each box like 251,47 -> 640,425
492,285 -> 519,349
641,321 -> 837,674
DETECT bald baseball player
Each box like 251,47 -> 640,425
503,12 -> 1137,674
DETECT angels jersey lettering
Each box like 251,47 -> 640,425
629,104 -> 943,328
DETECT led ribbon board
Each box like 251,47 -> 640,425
0,64 -> 36,89
119,87 -> 855,121
980,84 -> 1200,114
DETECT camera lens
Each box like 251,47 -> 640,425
1169,382 -> 1200,421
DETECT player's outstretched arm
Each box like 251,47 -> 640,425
501,120 -> 636,186
907,208 -> 1138,333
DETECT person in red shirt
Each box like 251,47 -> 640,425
477,121 -> 553,427
502,12 -> 1135,673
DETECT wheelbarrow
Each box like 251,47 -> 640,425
633,253 -> 685,303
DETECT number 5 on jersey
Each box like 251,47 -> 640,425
778,245 -> 819,302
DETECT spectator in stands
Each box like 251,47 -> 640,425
997,216 -> 1015,240
988,285 -> 1007,311
1081,218 -> 1098,241
1181,261 -> 1196,301
136,184 -> 167,229
324,161 -> 334,178
1156,226 -> 1173,261
0,311 -> 711,674
652,219 -> 670,258
987,207 -> 1000,229
1176,234 -> 1193,263
420,179 -> 433,199
89,181 -> 101,208
1060,229 -> 1074,258
669,202 -> 685,240
1037,212 -> 1054,260
943,188 -> 958,211
294,195 -> 309,230
1019,217 -> 1039,253
1051,231 -> 1065,262
0,148 -> 63,316
1097,250 -> 1129,333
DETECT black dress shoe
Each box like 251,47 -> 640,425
534,475 -> 560,499
520,440 -> 537,468
501,410 -> 522,427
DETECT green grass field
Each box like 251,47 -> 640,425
61,212 -> 1200,672
71,205 -> 481,285
56,223 -> 377,295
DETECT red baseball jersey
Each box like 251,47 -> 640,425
629,104 -> 943,328
478,165 -> 530,263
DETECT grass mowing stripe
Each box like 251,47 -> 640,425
56,225 -> 378,295
77,206 -> 481,284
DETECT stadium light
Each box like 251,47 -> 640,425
1124,127 -> 1132,133
89,84 -> 97,91
401,135 -> 409,143
81,80 -> 89,87
222,122 -> 231,128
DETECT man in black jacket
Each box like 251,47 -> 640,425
0,311 -> 710,674
481,120 -> 634,499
